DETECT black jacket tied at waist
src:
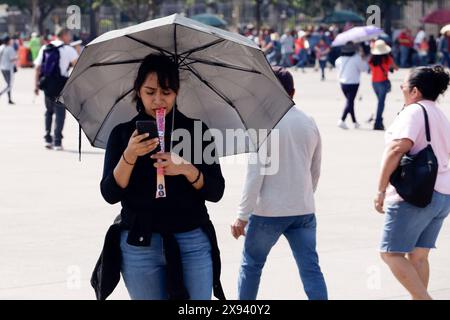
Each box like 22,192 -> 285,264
91,216 -> 226,300
92,108 -> 226,300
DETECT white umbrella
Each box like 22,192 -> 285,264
331,25 -> 383,47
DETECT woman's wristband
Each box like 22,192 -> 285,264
189,167 -> 202,185
122,152 -> 135,166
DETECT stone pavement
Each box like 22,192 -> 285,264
1,66 -> 449,300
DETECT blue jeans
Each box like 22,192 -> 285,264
319,59 -> 327,79
372,81 -> 390,128
44,96 -> 66,146
294,50 -> 308,68
238,214 -> 328,300
400,46 -> 410,67
120,228 -> 213,300
280,52 -> 292,67
441,51 -> 450,68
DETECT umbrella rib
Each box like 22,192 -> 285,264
178,39 -> 225,62
185,65 -> 248,129
90,58 -> 144,67
181,57 -> 261,74
125,35 -> 174,56
92,88 -> 135,145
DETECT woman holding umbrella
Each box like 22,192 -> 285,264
335,42 -> 368,129
369,39 -> 399,130
100,53 -> 225,300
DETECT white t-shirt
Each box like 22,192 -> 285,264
34,40 -> 78,77
385,100 -> 450,202
0,45 -> 17,71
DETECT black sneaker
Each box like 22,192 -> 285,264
373,124 -> 385,131
8,100 -> 15,105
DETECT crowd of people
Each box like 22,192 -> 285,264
2,19 -> 450,301
241,23 -> 450,71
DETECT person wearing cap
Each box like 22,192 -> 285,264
335,42 -> 369,129
369,39 -> 399,130
231,66 -> 328,300
0,36 -> 18,105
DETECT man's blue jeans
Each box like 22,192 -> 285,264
238,214 -> 328,300
120,228 -> 213,300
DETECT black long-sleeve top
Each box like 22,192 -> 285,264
93,108 -> 226,300
100,108 -> 225,245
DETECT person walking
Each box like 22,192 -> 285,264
279,28 -> 294,68
293,30 -> 308,72
369,40 -> 399,130
34,28 -> 79,150
231,66 -> 328,300
335,42 -> 368,129
427,35 -> 437,65
29,32 -> 42,62
0,36 -> 18,105
96,54 -> 226,300
375,65 -> 450,300
314,38 -> 330,81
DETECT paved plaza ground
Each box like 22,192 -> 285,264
1,66 -> 450,300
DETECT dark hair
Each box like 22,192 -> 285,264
57,28 -> 71,38
369,54 -> 390,66
272,66 -> 294,96
133,54 -> 180,112
408,65 -> 450,101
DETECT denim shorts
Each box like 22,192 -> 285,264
380,191 -> 450,253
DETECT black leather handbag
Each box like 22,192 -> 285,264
389,103 -> 438,208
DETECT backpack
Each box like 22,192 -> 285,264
38,43 -> 68,98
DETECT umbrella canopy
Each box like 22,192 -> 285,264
322,10 -> 365,24
59,14 -> 294,157
331,25 -> 383,47
190,14 -> 228,29
422,9 -> 450,25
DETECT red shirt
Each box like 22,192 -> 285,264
294,38 -> 305,54
398,32 -> 413,48
369,56 -> 393,82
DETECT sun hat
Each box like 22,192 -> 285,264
371,39 -> 391,55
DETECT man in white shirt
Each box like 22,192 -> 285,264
231,67 -> 328,300
34,28 -> 78,150
0,36 -> 18,104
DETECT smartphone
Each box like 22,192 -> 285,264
136,120 -> 159,141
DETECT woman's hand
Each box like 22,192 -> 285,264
124,129 -> 159,163
151,152 -> 190,176
374,191 -> 386,214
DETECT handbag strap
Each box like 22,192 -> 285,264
416,102 -> 431,143
379,62 -> 388,78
